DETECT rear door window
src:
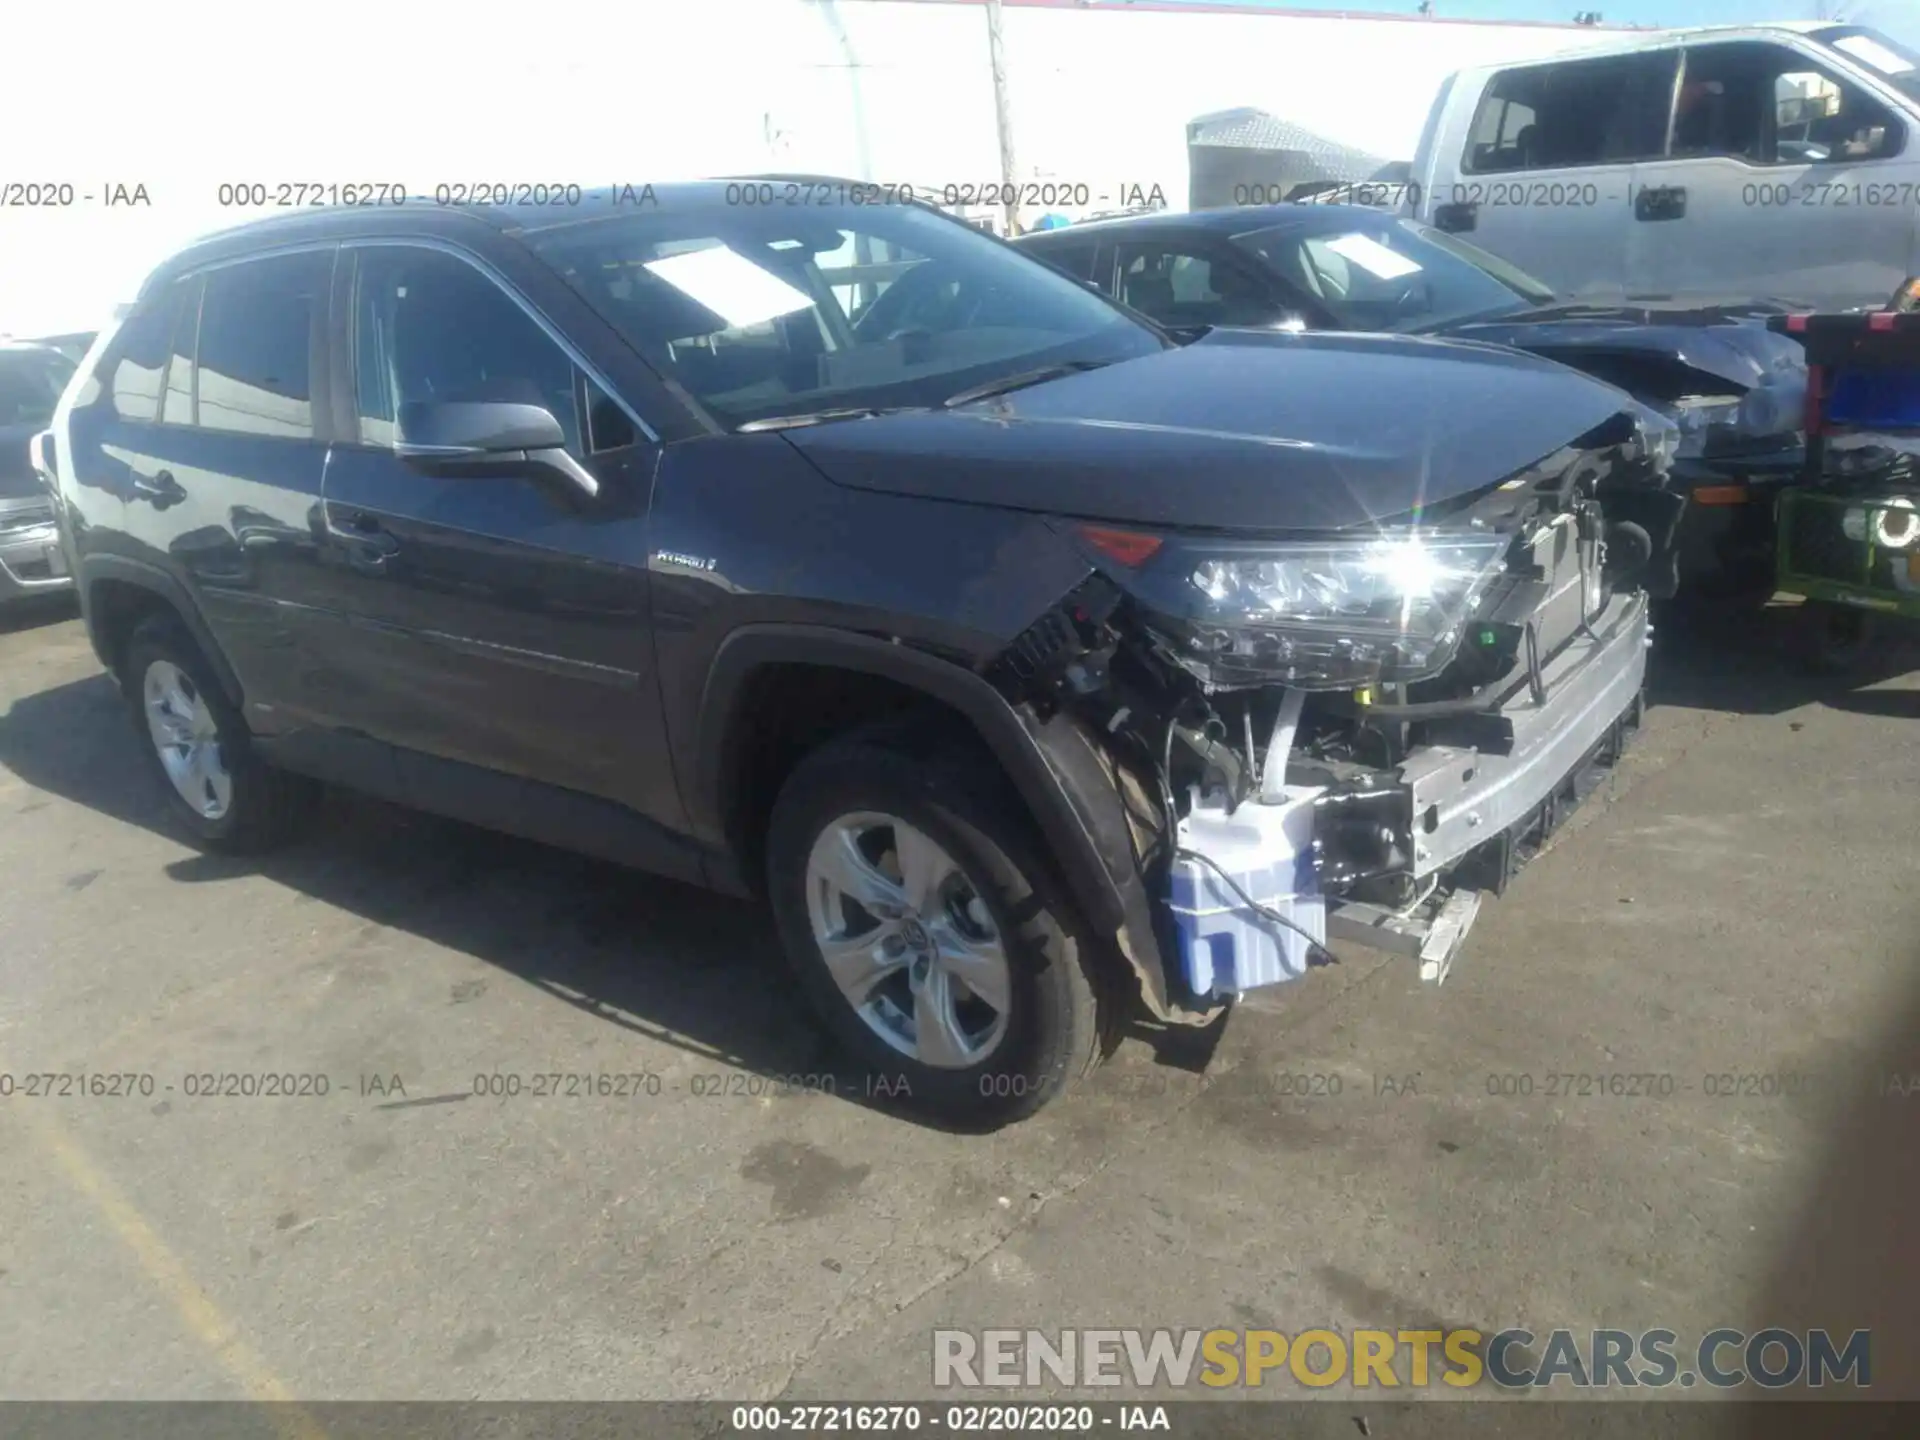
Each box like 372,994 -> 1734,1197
1465,52 -> 1679,173
194,252 -> 330,439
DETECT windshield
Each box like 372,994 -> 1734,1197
1232,217 -> 1555,333
521,200 -> 1163,429
0,348 -> 75,429
1815,25 -> 1920,103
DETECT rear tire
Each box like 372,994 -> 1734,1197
765,738 -> 1108,1127
122,615 -> 317,852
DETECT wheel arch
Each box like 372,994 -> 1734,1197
80,556 -> 242,705
694,625 -> 1199,1024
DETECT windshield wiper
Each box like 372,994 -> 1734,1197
736,360 -> 1119,430
939,359 -> 1114,410
737,405 -> 919,433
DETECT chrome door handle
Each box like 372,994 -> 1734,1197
1634,185 -> 1687,222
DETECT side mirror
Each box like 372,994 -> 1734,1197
28,429 -> 57,493
395,401 -> 599,499
1776,72 -> 1842,129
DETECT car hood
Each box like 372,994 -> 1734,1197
1438,300 -> 1808,396
782,329 -> 1640,534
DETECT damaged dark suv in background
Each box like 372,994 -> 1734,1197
1016,203 -> 1802,594
41,183 -> 1682,1124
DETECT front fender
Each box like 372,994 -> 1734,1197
695,624 -> 1208,1025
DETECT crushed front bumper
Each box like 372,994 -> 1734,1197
1167,590 -> 1651,1001
1325,589 -> 1649,981
1398,589 -> 1649,886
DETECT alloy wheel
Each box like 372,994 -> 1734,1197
803,812 -> 1012,1068
142,659 -> 232,820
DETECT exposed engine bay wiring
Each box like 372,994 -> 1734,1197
987,413 -> 1681,959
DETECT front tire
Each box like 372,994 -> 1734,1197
1795,599 -> 1877,675
766,739 -> 1108,1127
122,615 -> 317,852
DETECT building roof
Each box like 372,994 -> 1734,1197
1186,108 -> 1390,168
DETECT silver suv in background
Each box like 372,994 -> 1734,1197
0,341 -> 77,605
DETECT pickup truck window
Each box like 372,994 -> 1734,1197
1465,52 -> 1678,174
1677,42 -> 1902,165
1814,26 -> 1920,105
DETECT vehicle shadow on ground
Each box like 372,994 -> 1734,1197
1650,596 -> 1920,718
0,593 -> 79,636
0,671 -> 960,1124
3,598 -> 1909,1133
1732,947 -> 1920,1425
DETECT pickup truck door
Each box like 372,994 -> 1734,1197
1422,49 -> 1679,304
1625,38 -> 1920,308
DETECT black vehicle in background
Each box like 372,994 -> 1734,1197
40,185 -> 1679,1123
1016,204 -> 1810,595
25,331 -> 100,364
0,341 -> 78,604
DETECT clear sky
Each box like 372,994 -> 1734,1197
1139,0 -> 1920,46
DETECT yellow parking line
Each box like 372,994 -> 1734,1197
11,1104 -> 330,1440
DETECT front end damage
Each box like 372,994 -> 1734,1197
986,409 -> 1682,1018
1450,307 -> 1810,594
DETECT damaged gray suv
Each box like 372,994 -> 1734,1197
41,182 -> 1682,1124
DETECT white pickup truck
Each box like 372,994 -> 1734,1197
1406,22 -> 1920,309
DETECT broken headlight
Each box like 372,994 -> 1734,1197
1630,403 -> 1682,468
1650,382 -> 1803,461
1117,530 -> 1512,690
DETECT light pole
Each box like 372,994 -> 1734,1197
986,0 -> 1019,234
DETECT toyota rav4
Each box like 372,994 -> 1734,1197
39,182 -> 1682,1124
